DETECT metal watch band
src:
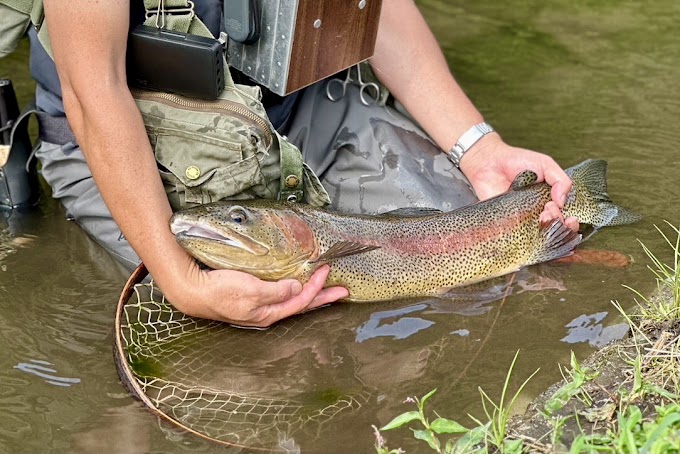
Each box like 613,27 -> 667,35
447,122 -> 495,168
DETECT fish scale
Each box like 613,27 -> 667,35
171,159 -> 641,302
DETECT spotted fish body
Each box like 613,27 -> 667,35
170,159 -> 640,302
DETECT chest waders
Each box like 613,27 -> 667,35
0,0 -> 330,212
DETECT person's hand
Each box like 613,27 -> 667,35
459,134 -> 579,232
161,261 -> 348,328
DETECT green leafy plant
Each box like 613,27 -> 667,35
378,388 -> 471,454
570,403 -> 680,453
376,351 -> 535,454
543,351 -> 598,416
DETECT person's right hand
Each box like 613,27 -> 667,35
162,261 -> 348,328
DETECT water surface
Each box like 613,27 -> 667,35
1,1 -> 679,452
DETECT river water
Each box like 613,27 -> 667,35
1,1 -> 679,453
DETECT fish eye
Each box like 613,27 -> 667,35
229,206 -> 247,224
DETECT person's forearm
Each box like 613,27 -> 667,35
43,0 -> 194,299
63,84 -> 193,291
370,0 -> 488,151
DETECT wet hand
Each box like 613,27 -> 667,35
459,134 -> 579,232
169,264 -> 348,328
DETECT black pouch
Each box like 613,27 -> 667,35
127,25 -> 225,100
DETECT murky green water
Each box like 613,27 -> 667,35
1,1 -> 679,453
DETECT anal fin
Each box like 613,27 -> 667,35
533,220 -> 582,263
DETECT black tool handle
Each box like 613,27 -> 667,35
223,0 -> 260,44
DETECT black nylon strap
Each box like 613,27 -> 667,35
36,112 -> 76,145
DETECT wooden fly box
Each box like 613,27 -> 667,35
227,0 -> 383,96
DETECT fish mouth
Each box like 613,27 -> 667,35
170,218 -> 269,256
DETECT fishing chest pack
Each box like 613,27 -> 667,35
0,0 -> 382,211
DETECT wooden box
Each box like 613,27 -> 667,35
227,0 -> 383,96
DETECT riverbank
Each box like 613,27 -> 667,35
375,222 -> 680,453
508,286 -> 680,452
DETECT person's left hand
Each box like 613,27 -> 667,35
459,134 -> 580,232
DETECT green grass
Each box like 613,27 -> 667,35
621,222 -> 680,323
542,351 -> 598,416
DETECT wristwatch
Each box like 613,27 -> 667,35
447,122 -> 495,168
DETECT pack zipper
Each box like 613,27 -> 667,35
130,89 -> 273,148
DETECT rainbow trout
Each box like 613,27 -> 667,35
170,159 -> 640,302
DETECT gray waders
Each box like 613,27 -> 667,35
35,79 -> 478,271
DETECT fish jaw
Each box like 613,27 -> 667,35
171,216 -> 273,271
170,205 -> 319,281
171,218 -> 269,256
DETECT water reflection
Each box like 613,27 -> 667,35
562,312 -> 630,348
14,359 -> 81,387
355,303 -> 433,342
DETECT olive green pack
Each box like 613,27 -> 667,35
132,85 -> 330,209
0,0 -> 330,209
0,0 -> 49,58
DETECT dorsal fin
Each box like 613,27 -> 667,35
312,241 -> 380,263
510,170 -> 539,190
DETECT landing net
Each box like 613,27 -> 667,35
114,264 -> 371,451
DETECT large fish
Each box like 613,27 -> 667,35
170,159 -> 640,302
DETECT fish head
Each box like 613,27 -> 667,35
169,200 -> 319,280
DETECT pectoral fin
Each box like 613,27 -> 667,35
313,241 -> 380,263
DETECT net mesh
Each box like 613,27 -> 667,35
117,280 -> 372,450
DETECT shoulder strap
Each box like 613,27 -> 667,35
142,0 -> 209,37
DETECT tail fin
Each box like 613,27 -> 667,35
566,159 -> 642,228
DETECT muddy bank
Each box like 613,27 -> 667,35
507,286 -> 679,452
